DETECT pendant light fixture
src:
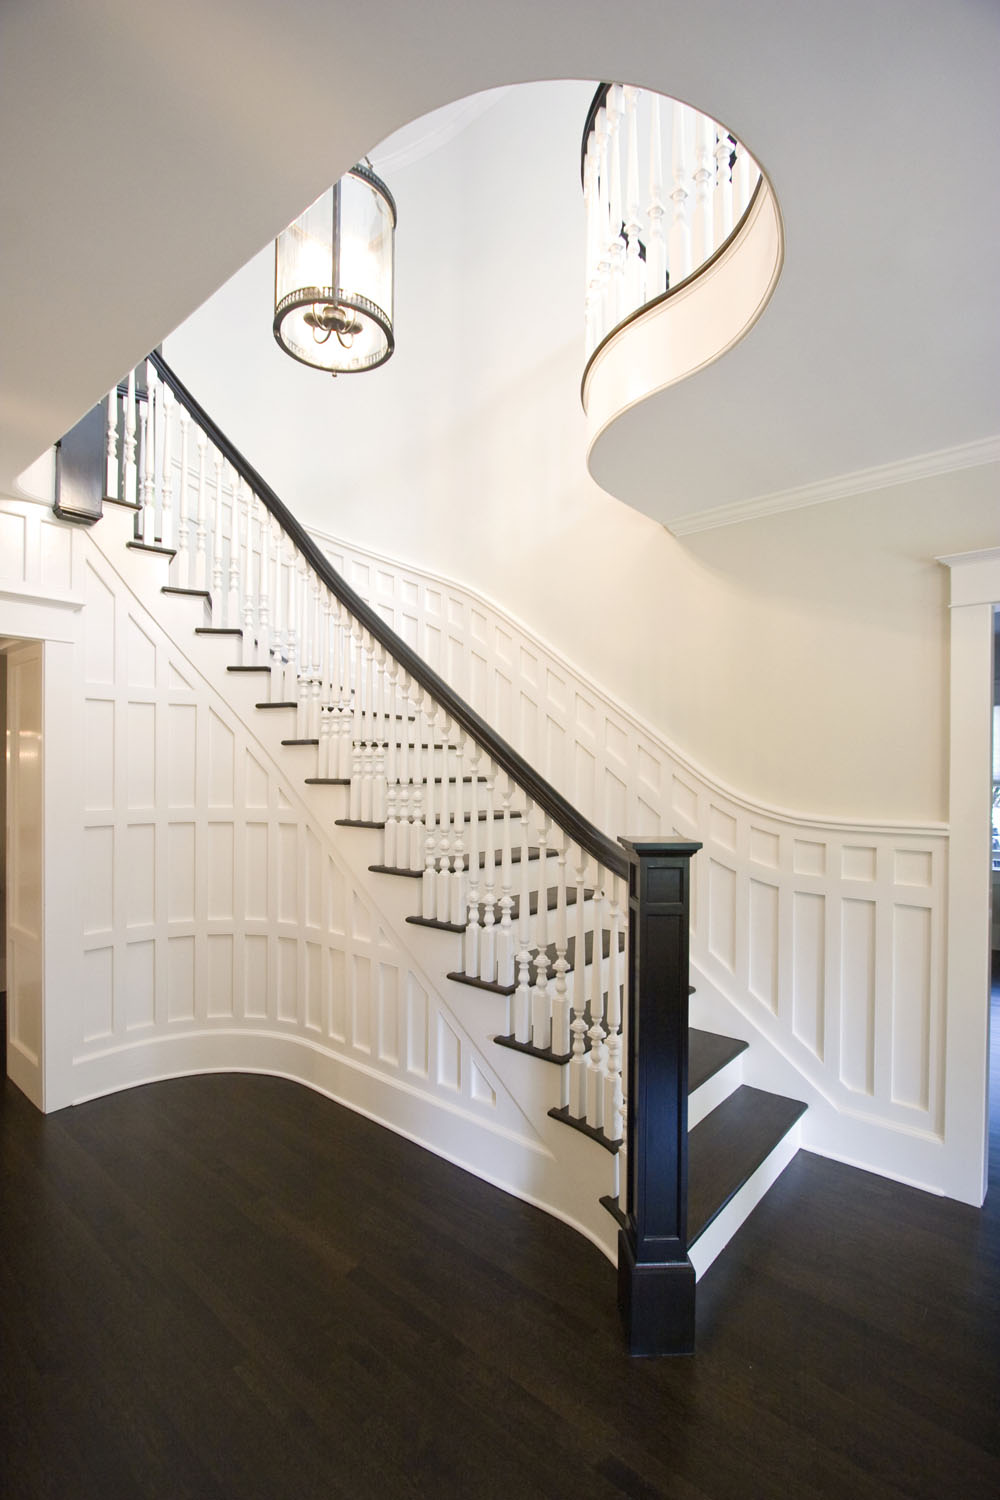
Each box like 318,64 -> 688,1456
273,163 -> 396,375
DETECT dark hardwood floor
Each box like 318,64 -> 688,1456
1,995 -> 998,1500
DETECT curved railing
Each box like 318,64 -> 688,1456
581,83 -> 761,372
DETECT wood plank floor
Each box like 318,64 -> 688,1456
1,1018 -> 998,1499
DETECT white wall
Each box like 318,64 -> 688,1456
164,76 -> 999,825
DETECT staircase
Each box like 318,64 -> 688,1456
61,351 -> 806,1353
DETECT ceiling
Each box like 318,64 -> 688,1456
2,0 -> 998,529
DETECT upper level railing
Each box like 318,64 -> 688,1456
582,83 -> 760,364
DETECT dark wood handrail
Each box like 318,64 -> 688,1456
149,349 -> 629,880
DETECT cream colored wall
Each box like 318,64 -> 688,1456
163,84 -> 999,826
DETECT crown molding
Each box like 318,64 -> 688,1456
667,435 -> 1000,536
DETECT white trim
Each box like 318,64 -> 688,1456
668,436 -> 1000,536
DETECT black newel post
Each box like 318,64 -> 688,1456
617,837 -> 702,1356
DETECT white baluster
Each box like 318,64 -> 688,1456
513,798 -> 533,1043
623,85 -> 644,316
586,882 -> 607,1130
602,874 -> 624,1142
123,368 -> 137,509
372,645 -> 388,822
382,655 -> 399,861
159,382 -> 174,552
646,93 -> 667,297
551,830 -> 571,1057
295,556 -> 310,738
421,694 -> 437,919
210,454 -> 226,620
478,764 -> 497,981
194,428 -> 208,593
140,372 -> 156,544
408,680 -> 425,871
605,84 -> 626,331
531,813 -> 551,1051
257,497 -> 271,671
496,776 -> 515,988
714,126 -> 734,248
307,573 -> 323,740
349,619 -> 364,820
270,520 -> 286,699
463,738 -> 482,973
228,480 -> 243,635
669,101 -> 692,287
449,735 -> 466,927
105,385 -> 119,499
174,406 -> 190,587
692,110 -> 715,267
568,850 -> 589,1116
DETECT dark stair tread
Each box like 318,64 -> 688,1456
495,1034 -> 572,1066
370,864 -> 423,879
406,914 -> 466,935
336,818 -> 384,830
256,701 -> 298,710
446,926 -> 624,996
281,738 -> 319,747
229,665 -> 271,674
196,627 -> 243,637
687,1085 -> 806,1246
161,585 -> 211,600
126,539 -> 176,557
688,1028 -> 748,1093
304,777 -> 349,786
547,1106 -> 620,1154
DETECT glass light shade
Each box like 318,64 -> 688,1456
274,165 -> 396,374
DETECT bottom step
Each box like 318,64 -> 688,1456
687,1085 -> 806,1277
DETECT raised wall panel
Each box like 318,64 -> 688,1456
891,904 -> 931,1110
244,751 -> 269,809
792,892 -> 825,1058
124,823 -> 155,928
603,769 -> 627,840
277,937 -> 298,1023
708,860 -> 737,972
277,823 -> 298,922
206,822 -> 234,921
709,804 -> 738,851
126,702 -> 156,808
39,518 -> 73,593
672,776 -> 698,831
206,934 -> 235,1019
749,827 -> 780,869
83,699 -> 115,810
82,946 -> 114,1041
748,878 -> 779,1012
244,934 -> 270,1018
352,955 -> 371,1052
406,976 -> 429,1077
351,892 -> 370,943
167,822 -> 195,922
305,828 -> 322,929
327,860 -> 346,935
167,937 -> 195,1022
245,823 -> 269,920
894,850 -> 933,888
842,845 -> 877,882
305,942 -> 323,1032
377,963 -> 400,1066
0,509 -> 27,581
124,940 -> 155,1031
470,1060 -> 496,1108
167,703 -> 197,806
841,898 -> 876,1094
436,1016 -> 461,1091
329,948 -> 347,1041
793,840 -> 826,877
83,565 -> 116,684
83,826 -> 114,934
126,616 -> 157,689
208,711 -> 235,807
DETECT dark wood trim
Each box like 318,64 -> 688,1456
148,350 -> 628,880
616,837 -> 701,1356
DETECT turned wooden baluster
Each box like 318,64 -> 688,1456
449,733 -> 466,926
478,764 -> 497,980
421,693 -> 437,918
623,85 -> 644,316
603,874 -> 625,1142
105,385 -> 119,500
568,849 -> 589,1115
394,668 -> 412,861
646,93 -> 667,297
159,381 -> 174,552
714,126 -> 734,248
586,881 -> 607,1130
551,829 -> 571,1056
227,480 -> 243,636
359,632 -> 376,822
669,101 -> 692,287
606,85 -> 626,331
372,644 -> 388,824
408,680 -> 426,872
257,496 -> 272,671
307,572 -> 324,739
240,483 -> 256,665
531,812 -> 551,1051
123,368 -> 138,508
464,738 -> 482,973
513,797 -> 534,1043
172,405 -> 190,587
496,775 -> 516,988
140,369 -> 156,544
210,453 -> 225,621
194,429 -> 208,592
349,620 -> 365,820
692,110 -> 716,266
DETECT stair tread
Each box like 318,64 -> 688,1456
688,1028 -> 748,1093
126,539 -> 176,557
687,1085 -> 806,1246
161,585 -> 211,600
447,926 -> 625,995
195,627 -> 243,636
281,738 -> 319,747
229,665 -> 271,674
256,702 -> 298,710
304,777 -> 349,786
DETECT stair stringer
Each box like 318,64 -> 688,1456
72,514 -> 621,1262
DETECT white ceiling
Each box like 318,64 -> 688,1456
2,0 -> 998,529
